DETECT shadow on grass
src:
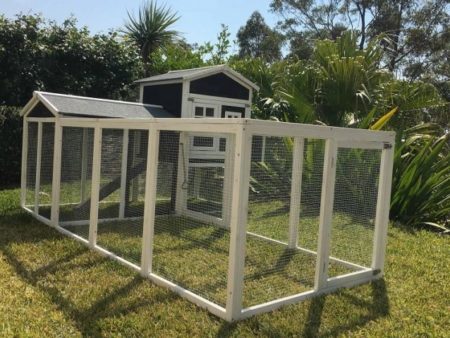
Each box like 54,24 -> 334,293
217,279 -> 389,337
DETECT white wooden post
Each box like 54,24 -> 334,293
140,126 -> 160,276
80,128 -> 89,202
371,143 -> 395,274
225,126 -> 252,321
288,137 -> 304,248
119,129 -> 129,219
50,121 -> 62,227
34,122 -> 43,214
20,118 -> 28,207
222,135 -> 235,227
314,139 -> 338,291
89,126 -> 102,248
175,132 -> 189,214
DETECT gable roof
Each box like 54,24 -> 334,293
135,64 -> 260,91
21,91 -> 174,118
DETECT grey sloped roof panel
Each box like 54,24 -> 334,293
38,92 -> 174,118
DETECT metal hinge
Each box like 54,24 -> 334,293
373,269 -> 381,275
383,143 -> 392,149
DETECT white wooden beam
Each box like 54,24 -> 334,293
372,143 -> 395,274
34,122 -> 43,214
288,137 -> 304,248
88,126 -> 102,247
20,118 -> 28,207
175,132 -> 189,214
80,128 -> 89,202
225,125 -> 252,321
314,139 -> 338,291
50,121 -> 63,227
140,126 -> 160,276
119,129 -> 129,219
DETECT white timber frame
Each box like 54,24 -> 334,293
20,116 -> 395,322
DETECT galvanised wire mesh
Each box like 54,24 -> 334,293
96,129 -> 148,266
151,131 -> 233,307
25,122 -> 37,209
328,147 -> 382,275
59,127 -> 94,240
37,123 -> 54,220
244,136 -> 318,307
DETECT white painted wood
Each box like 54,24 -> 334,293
188,93 -> 250,106
180,80 -> 190,117
314,139 -> 338,291
225,125 -> 252,321
34,122 -> 43,214
35,92 -> 59,115
175,132 -> 189,214
140,127 -> 160,276
119,129 -> 129,218
88,126 -> 102,248
288,137 -> 304,248
337,139 -> 385,150
222,134 -> 235,227
80,128 -> 89,202
20,119 -> 28,207
27,117 -> 55,122
50,122 -> 62,227
372,143 -> 395,274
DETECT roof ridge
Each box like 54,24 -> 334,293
36,91 -> 163,108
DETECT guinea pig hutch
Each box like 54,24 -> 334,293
20,65 -> 395,321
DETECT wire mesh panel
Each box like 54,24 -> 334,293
328,147 -> 382,275
25,122 -> 37,209
243,135 -> 317,307
37,123 -> 55,219
150,131 -> 233,307
59,127 -> 94,240
96,129 -> 147,266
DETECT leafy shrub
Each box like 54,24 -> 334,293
0,106 -> 22,186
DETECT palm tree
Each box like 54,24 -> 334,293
123,1 -> 180,62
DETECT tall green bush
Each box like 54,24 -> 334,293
0,106 -> 22,186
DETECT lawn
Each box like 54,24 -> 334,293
0,187 -> 449,337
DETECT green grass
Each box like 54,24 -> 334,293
1,187 -> 449,337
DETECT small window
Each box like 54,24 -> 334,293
219,138 -> 226,152
205,107 -> 215,117
193,136 -> 214,148
195,107 -> 204,117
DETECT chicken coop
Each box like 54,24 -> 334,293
20,66 -> 395,321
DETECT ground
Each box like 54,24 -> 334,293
0,187 -> 449,337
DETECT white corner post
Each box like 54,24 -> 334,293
20,118 -> 28,208
288,137 -> 304,248
225,125 -> 252,321
222,134 -> 235,227
175,132 -> 189,214
34,122 -> 43,214
314,138 -> 338,291
80,128 -> 89,202
140,126 -> 160,276
371,142 -> 395,275
119,129 -> 129,219
89,126 -> 102,248
50,121 -> 62,227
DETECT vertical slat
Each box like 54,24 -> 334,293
50,122 -> 62,227
20,118 -> 28,207
140,126 -> 160,276
314,139 -> 338,291
288,137 -> 304,248
372,144 -> 395,273
222,134 -> 235,227
175,132 -> 188,214
89,126 -> 102,248
119,129 -> 129,219
34,122 -> 43,214
225,126 -> 252,321
80,128 -> 89,202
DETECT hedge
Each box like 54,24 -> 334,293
0,106 -> 22,187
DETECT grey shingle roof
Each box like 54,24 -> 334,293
38,92 -> 174,118
135,64 -> 260,90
